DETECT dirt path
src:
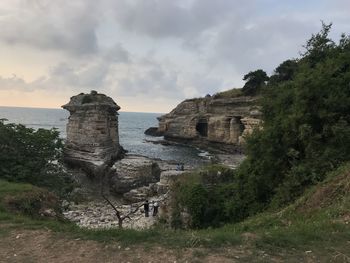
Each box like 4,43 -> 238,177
0,228 -> 248,263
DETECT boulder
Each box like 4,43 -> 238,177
123,184 -> 158,203
110,155 -> 161,194
144,127 -> 164,137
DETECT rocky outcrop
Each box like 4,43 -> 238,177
144,127 -> 164,137
62,91 -> 123,174
110,155 -> 161,195
154,94 -> 262,150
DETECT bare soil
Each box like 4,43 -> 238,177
0,228 -> 249,263
0,225 -> 336,262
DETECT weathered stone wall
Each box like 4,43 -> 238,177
62,91 -> 122,171
157,95 -> 261,148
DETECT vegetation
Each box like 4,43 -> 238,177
242,69 -> 269,96
212,88 -> 243,99
238,23 -> 350,212
0,164 -> 349,260
0,120 -> 73,197
172,23 -> 350,227
0,23 -> 349,261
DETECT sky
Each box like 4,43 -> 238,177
0,0 -> 349,113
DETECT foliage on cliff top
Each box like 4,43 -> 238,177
171,23 -> 350,228
0,120 -> 73,197
212,88 -> 243,99
242,69 -> 269,96
233,23 -> 350,217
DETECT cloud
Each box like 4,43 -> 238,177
0,75 -> 32,91
0,0 -> 100,55
0,0 -> 349,112
103,43 -> 130,63
213,16 -> 318,74
112,0 -> 252,40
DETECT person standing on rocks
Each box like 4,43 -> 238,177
144,200 -> 149,217
153,201 -> 159,216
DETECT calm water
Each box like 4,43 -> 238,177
0,106 -> 207,166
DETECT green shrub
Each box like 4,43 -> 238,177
170,166 -> 235,228
226,23 -> 350,219
0,120 -> 73,197
3,186 -> 60,218
171,24 -> 350,228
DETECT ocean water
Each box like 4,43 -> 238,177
0,106 -> 207,166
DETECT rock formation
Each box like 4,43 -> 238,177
109,155 -> 161,195
154,94 -> 262,150
62,91 -> 123,173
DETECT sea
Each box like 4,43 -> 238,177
0,106 -> 209,167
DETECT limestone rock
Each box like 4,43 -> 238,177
62,91 -> 123,173
159,170 -> 184,185
144,127 -> 164,137
110,155 -> 161,195
123,184 -> 158,202
152,95 -> 262,150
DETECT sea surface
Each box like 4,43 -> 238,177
0,106 -> 208,166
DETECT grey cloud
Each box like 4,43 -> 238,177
112,0 -> 253,39
0,0 -> 100,55
109,59 -> 183,98
103,43 -> 130,63
212,17 -> 318,75
48,60 -> 110,89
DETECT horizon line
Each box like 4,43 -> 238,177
0,105 -> 165,115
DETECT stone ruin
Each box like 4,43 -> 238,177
62,91 -> 123,173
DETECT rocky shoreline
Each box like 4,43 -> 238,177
60,91 -> 245,230
63,155 -> 188,229
63,152 -> 244,229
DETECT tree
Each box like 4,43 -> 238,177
242,69 -> 269,96
235,23 -> 350,213
0,120 -> 72,196
269,59 -> 298,84
102,194 -> 143,228
301,22 -> 335,66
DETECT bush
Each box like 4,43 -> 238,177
171,24 -> 350,229
228,23 -> 350,219
0,120 -> 73,197
170,165 -> 235,228
3,186 -> 60,218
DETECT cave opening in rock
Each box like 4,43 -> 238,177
196,118 -> 208,137
237,117 -> 245,134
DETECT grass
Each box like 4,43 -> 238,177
212,88 -> 243,99
1,163 -> 350,261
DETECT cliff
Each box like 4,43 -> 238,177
155,93 -> 262,150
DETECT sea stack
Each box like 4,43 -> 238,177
62,91 -> 122,173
